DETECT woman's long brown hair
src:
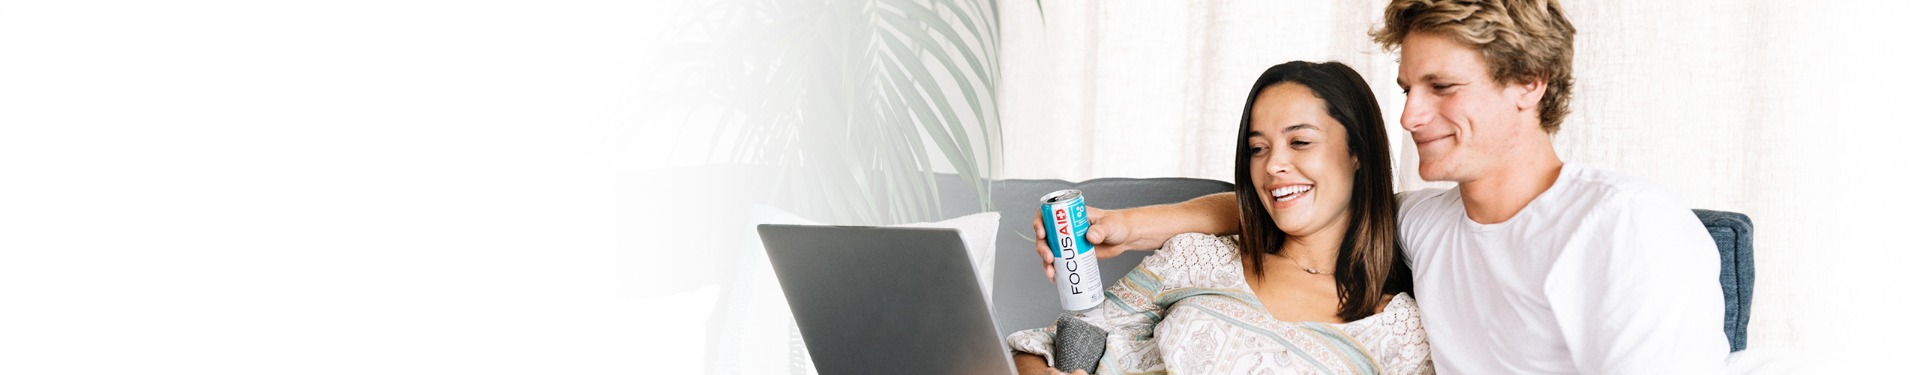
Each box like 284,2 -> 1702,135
1233,61 -> 1414,322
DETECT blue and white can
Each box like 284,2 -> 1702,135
1042,189 -> 1105,312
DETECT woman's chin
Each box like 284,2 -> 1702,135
1268,216 -> 1308,234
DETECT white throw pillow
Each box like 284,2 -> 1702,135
889,211 -> 1001,301
708,206 -> 1001,375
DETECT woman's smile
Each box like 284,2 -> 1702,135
1269,183 -> 1315,208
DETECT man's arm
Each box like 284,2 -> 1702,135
1030,192 -> 1240,280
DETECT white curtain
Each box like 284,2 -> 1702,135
998,0 -> 1920,368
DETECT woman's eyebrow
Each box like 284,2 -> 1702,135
1283,124 -> 1320,133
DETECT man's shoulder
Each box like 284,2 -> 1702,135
1396,187 -> 1458,216
1551,163 -> 1683,214
1396,187 -> 1452,202
1550,164 -> 1709,250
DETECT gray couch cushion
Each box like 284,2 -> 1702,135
1693,209 -> 1754,352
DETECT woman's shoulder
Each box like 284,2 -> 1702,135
1348,293 -> 1424,331
1364,293 -> 1428,341
1357,292 -> 1432,373
1383,292 -> 1420,315
1137,233 -> 1245,290
1140,233 -> 1241,273
1165,232 -> 1238,251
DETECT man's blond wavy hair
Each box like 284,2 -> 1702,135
1371,0 -> 1576,134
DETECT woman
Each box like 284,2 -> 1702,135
1010,61 -> 1431,374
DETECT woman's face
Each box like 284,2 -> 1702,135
1247,83 -> 1356,239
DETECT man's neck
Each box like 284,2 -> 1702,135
1457,144 -> 1564,224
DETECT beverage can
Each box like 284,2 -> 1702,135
1041,189 -> 1105,312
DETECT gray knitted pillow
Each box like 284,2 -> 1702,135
1052,313 -> 1108,373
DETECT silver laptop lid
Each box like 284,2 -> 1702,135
756,224 -> 1016,375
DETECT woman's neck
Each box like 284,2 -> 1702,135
1277,224 -> 1344,270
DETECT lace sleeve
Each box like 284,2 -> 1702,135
1142,233 -> 1244,291
1375,295 -> 1435,375
1005,326 -> 1059,364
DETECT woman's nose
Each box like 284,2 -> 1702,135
1267,162 -> 1290,175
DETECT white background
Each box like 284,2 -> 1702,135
1,0 -> 701,373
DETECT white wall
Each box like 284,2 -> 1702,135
0,1 -> 702,373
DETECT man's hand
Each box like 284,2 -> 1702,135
1031,206 -> 1150,281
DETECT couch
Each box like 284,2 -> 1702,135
922,174 -> 1755,352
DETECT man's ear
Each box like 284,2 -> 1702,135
1515,77 -> 1548,111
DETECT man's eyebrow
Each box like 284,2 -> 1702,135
1398,73 -> 1456,88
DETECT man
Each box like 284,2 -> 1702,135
1033,0 -> 1729,373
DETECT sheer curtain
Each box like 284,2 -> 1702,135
999,0 -> 1920,367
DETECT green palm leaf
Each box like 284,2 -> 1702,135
675,0 -> 1007,225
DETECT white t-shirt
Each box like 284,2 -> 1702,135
1397,162 -> 1729,374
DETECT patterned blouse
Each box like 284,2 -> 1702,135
1008,233 -> 1434,374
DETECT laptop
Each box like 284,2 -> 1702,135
756,224 -> 1018,375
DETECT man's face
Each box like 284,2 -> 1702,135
1395,31 -> 1542,183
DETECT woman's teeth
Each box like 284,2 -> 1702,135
1271,185 -> 1312,202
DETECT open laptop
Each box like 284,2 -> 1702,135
757,224 -> 1018,375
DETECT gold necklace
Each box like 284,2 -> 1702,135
1278,252 -> 1331,275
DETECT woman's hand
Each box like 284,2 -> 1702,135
1031,206 -> 1139,281
1030,192 -> 1243,281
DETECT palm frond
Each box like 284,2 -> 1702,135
673,0 -> 1004,225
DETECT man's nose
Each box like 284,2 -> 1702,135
1401,94 -> 1431,132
